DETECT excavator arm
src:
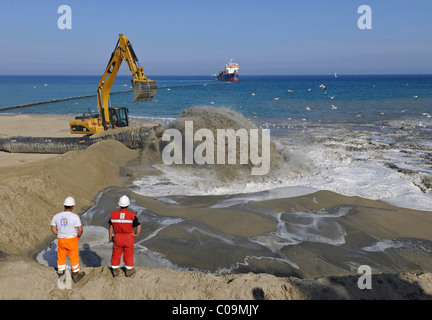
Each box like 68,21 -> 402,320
97,34 -> 157,129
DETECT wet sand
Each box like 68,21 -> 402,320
0,113 -> 431,300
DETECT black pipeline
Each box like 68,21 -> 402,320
0,83 -> 226,112
0,126 -> 158,154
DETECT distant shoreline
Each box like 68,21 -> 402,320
1,73 -> 432,77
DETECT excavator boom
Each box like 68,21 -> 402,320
98,34 -> 157,125
118,35 -> 157,103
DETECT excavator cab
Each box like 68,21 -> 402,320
109,107 -> 129,128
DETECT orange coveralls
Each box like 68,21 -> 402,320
57,237 -> 80,273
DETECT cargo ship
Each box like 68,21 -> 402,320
217,58 -> 239,81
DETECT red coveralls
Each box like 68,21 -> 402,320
109,208 -> 140,269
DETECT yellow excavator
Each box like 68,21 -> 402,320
70,34 -> 157,134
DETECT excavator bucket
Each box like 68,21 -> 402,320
131,79 -> 158,103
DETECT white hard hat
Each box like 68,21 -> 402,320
118,195 -> 130,207
64,196 -> 75,206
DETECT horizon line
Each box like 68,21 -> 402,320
1,73 -> 432,77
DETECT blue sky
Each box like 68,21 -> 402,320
0,0 -> 431,75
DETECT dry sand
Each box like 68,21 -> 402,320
0,113 -> 431,300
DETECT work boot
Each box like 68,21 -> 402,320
57,270 -> 66,281
111,267 -> 120,277
125,268 -> 136,277
72,271 -> 85,283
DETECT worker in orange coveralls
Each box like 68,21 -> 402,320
50,196 -> 85,283
108,195 -> 141,277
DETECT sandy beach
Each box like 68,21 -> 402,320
0,113 -> 431,300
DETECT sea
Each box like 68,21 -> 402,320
4,74 -> 431,276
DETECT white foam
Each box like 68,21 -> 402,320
136,216 -> 184,244
215,255 -> 299,275
362,238 -> 432,254
132,152 -> 431,211
210,186 -> 318,208
251,208 -> 349,252
130,122 -> 432,211
362,239 -> 403,252
184,226 -> 237,245
134,244 -> 181,270
277,141 -> 432,211
132,164 -> 316,199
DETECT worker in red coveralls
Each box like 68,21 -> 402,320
108,195 -> 141,277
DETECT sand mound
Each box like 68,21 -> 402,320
158,106 -> 287,181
